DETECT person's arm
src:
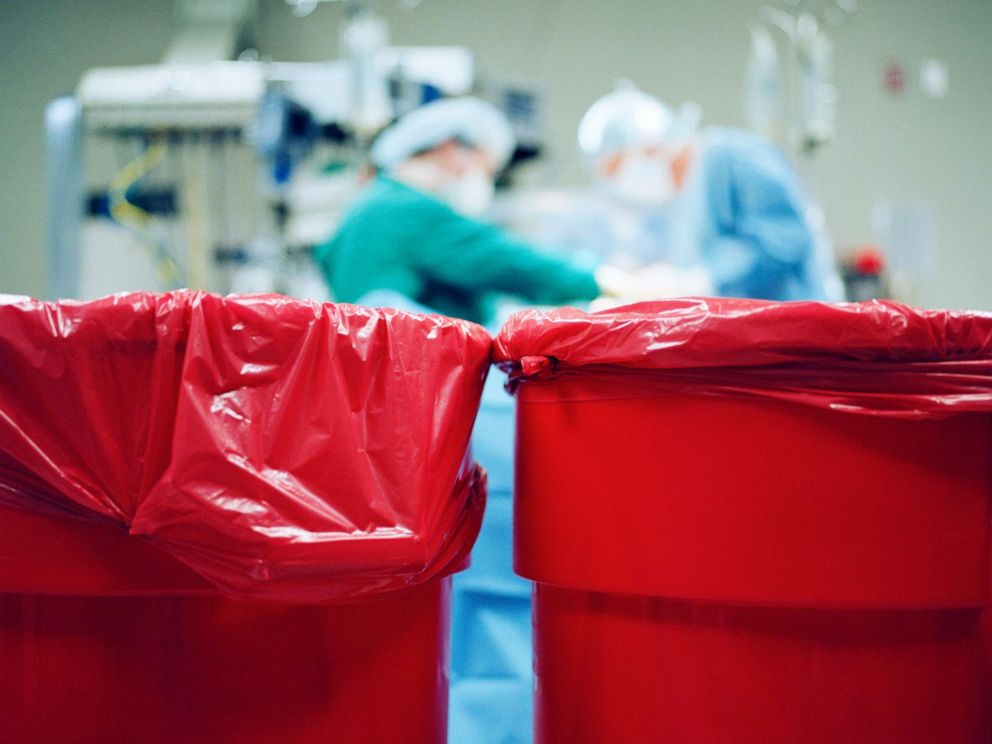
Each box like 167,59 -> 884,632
400,196 -> 600,305
703,139 -> 814,298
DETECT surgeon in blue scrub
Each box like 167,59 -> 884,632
579,84 -> 842,301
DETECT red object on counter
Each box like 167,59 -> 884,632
496,299 -> 992,744
851,244 -> 886,276
0,291 -> 491,743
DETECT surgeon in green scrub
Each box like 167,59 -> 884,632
315,97 -> 608,325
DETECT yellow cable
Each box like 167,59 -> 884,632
107,139 -> 183,287
108,139 -> 166,225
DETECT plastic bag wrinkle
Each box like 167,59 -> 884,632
494,298 -> 992,418
0,290 -> 490,603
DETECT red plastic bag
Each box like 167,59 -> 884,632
493,298 -> 992,418
0,291 -> 490,602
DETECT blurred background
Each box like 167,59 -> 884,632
1,0 -> 989,309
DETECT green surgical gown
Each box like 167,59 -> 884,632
314,176 -> 600,324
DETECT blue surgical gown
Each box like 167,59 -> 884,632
669,128 -> 832,301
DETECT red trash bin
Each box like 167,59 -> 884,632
0,291 -> 491,744
495,298 -> 992,744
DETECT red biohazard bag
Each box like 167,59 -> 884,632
0,291 -> 490,602
494,297 -> 992,418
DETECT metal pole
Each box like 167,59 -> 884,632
45,96 -> 84,300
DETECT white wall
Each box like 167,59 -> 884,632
820,0 -> 992,310
2,0 -> 990,309
0,0 -> 175,299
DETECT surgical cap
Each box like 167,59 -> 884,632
578,84 -> 697,160
371,97 -> 517,171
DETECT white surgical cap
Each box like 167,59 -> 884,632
371,97 -> 517,171
578,83 -> 700,160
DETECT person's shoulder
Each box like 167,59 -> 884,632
703,127 -> 793,179
704,127 -> 777,159
360,176 -> 456,220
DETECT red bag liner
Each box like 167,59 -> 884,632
494,297 -> 992,418
0,291 -> 490,602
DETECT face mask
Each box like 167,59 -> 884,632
392,160 -> 448,192
608,155 -> 675,207
441,169 -> 496,217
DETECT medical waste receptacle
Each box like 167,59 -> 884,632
0,291 -> 490,744
495,298 -> 992,744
